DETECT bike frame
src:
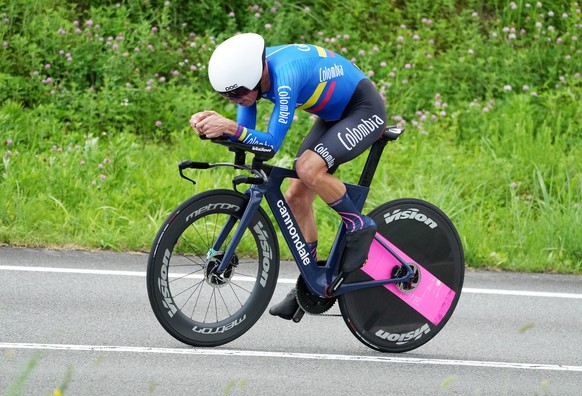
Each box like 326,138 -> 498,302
210,131 -> 414,299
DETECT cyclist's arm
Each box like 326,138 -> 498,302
231,90 -> 297,152
236,103 -> 257,129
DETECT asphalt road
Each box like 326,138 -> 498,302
1,247 -> 581,395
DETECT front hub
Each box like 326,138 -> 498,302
205,252 -> 239,287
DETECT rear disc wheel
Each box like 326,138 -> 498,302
339,198 -> 464,353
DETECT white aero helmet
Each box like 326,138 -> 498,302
208,33 -> 266,99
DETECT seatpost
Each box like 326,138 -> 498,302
358,136 -> 389,188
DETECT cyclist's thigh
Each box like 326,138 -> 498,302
305,79 -> 387,172
294,117 -> 335,167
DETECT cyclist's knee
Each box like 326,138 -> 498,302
295,151 -> 327,188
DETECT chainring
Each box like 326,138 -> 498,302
296,276 -> 336,315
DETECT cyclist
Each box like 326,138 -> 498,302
190,33 -> 387,320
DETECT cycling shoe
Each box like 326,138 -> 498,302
269,288 -> 299,320
340,226 -> 377,273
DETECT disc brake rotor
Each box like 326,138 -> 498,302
205,252 -> 239,287
392,263 -> 421,294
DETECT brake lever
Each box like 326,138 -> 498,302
178,160 -> 200,185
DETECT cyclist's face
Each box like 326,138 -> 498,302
229,89 -> 259,106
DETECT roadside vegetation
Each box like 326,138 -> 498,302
1,0 -> 580,272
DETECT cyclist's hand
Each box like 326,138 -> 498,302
189,111 -> 236,139
189,111 -> 215,136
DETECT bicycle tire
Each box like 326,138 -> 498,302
147,189 -> 280,347
339,198 -> 464,353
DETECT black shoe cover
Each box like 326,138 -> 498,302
341,226 -> 377,273
269,288 -> 299,320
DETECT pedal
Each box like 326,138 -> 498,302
292,307 -> 305,323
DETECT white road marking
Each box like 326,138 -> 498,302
0,342 -> 580,372
1,265 -> 581,299
0,265 -> 146,277
461,287 -> 582,299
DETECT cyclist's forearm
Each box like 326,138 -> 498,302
230,126 -> 277,149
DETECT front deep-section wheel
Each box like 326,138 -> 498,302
339,198 -> 464,353
147,189 -> 280,347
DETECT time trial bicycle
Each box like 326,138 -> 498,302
146,126 -> 465,353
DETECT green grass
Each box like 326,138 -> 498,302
0,0 -> 581,273
2,93 -> 580,272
